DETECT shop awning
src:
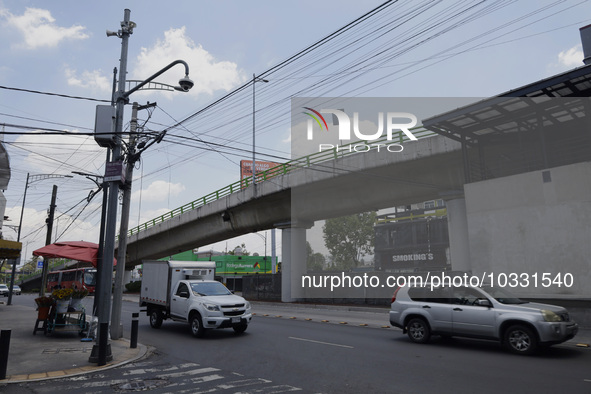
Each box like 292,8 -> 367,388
0,239 -> 22,259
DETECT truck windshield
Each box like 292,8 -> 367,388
191,282 -> 232,296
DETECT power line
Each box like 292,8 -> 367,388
0,85 -> 111,103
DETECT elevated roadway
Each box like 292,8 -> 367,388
125,134 -> 464,267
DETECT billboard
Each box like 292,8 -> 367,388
240,160 -> 281,183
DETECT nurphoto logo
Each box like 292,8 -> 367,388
303,107 -> 419,153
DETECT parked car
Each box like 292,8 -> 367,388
0,284 -> 9,297
389,283 -> 578,355
12,285 -> 21,295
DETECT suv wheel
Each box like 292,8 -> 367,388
504,325 -> 538,355
407,317 -> 430,343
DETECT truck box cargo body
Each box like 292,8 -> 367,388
140,260 -> 252,337
141,260 -> 216,307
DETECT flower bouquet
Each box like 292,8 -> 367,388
34,295 -> 54,320
52,288 -> 74,300
70,288 -> 88,311
52,288 -> 74,313
34,295 -> 55,308
71,288 -> 89,299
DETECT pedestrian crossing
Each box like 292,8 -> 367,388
13,359 -> 304,393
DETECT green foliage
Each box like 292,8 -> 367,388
227,243 -> 250,256
306,241 -> 326,271
125,280 -> 142,293
323,212 -> 377,271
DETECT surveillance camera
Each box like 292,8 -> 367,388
178,76 -> 194,92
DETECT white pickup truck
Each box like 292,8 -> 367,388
140,260 -> 252,337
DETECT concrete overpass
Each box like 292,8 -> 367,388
124,133 -> 469,300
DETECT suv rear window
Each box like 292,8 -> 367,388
408,286 -> 449,303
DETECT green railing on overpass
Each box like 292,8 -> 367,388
127,127 -> 435,237
18,259 -> 67,284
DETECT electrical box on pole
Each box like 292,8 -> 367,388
94,105 -> 116,148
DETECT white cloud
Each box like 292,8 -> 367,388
65,68 -> 111,92
558,44 -> 583,68
132,27 -> 246,97
131,180 -> 186,203
0,7 -> 88,49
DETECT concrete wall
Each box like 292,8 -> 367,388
465,162 -> 591,299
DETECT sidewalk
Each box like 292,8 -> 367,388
0,301 -> 147,384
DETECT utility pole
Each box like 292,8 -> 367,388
111,101 -> 155,339
92,8 -> 133,366
110,101 -> 137,339
40,185 -> 58,296
94,7 -> 191,362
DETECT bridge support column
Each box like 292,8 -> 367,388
279,222 -> 311,302
123,270 -> 132,285
444,195 -> 471,273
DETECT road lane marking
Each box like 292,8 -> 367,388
288,336 -> 353,348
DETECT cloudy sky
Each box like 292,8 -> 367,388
0,0 -> 589,263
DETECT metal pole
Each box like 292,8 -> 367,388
0,329 -> 11,380
252,74 -> 256,189
40,185 -> 58,297
94,8 -> 132,366
111,102 -> 139,340
94,67 -> 117,317
271,228 -> 277,274
130,312 -> 139,348
7,173 -> 28,305
93,149 -> 110,317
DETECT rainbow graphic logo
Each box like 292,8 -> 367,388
303,107 -> 329,132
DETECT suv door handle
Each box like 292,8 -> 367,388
453,308 -> 462,311
422,305 -> 431,309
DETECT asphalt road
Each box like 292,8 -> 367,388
5,294 -> 591,393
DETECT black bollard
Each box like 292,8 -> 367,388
0,329 -> 11,380
130,312 -> 139,349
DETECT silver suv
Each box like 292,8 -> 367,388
389,284 -> 578,355
0,284 -> 9,297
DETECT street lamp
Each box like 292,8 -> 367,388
252,74 -> 268,188
92,8 -> 192,366
6,173 -> 72,305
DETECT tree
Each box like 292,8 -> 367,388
227,243 -> 250,256
306,241 -> 325,271
323,211 -> 377,271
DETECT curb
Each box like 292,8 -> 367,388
1,339 -> 149,384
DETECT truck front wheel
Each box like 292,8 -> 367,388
190,313 -> 206,338
149,309 -> 163,329
233,323 -> 248,334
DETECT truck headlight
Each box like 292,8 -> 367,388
245,301 -> 251,310
205,303 -> 220,312
541,310 -> 561,322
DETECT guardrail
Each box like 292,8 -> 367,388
18,259 -> 67,284
127,127 -> 435,237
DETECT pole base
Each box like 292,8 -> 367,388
88,343 -> 112,364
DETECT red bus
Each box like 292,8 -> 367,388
46,267 -> 97,293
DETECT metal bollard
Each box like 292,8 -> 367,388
130,312 -> 139,349
0,329 -> 11,380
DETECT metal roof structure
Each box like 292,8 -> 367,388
423,64 -> 591,145
422,64 -> 591,183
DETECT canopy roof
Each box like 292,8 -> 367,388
0,239 -> 22,259
33,241 -> 116,267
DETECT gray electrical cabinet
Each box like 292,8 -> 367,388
94,105 -> 116,148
